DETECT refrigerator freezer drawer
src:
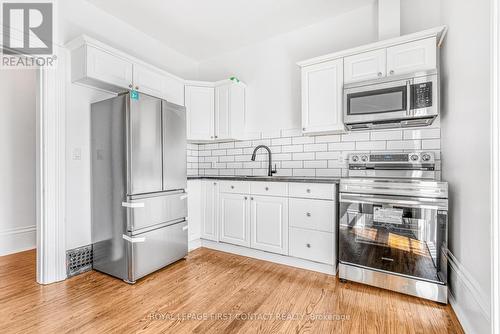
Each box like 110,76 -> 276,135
129,221 -> 188,282
127,192 -> 188,232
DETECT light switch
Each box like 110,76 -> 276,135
72,148 -> 81,160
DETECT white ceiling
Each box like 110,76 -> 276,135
85,0 -> 374,62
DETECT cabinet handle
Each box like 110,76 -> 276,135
213,182 -> 217,185
128,84 -> 133,88
250,197 -> 254,200
135,86 -> 139,90
302,127 -> 306,131
231,185 -> 234,189
377,72 -> 382,77
214,136 -> 218,139
265,187 -> 269,191
306,189 -> 311,193
244,196 -> 248,200
306,212 -> 311,217
389,70 -> 395,75
306,243 -> 311,248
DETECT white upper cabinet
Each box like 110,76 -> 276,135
185,85 -> 215,141
386,37 -> 437,76
162,75 -> 185,106
133,63 -> 164,98
69,35 -> 185,104
83,45 -> 134,91
250,195 -> 288,255
186,80 -> 246,142
215,82 -> 245,141
301,58 -> 344,135
344,49 -> 386,84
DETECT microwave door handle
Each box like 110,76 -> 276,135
406,80 -> 412,116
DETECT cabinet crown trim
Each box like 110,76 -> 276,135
297,26 -> 446,67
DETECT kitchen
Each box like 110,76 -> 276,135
0,0 -> 497,333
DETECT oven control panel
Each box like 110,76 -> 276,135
348,152 -> 435,165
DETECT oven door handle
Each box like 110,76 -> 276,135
340,193 -> 448,210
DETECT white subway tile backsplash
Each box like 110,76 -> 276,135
341,132 -> 370,142
356,141 -> 386,151
422,139 -> 441,149
293,152 -> 315,160
315,134 -> 341,143
304,160 -> 328,168
304,143 -> 328,152
282,145 -> 304,153
281,161 -> 303,168
316,151 -> 341,160
293,169 -> 315,177
328,142 -> 356,151
292,136 -> 315,145
386,140 -> 422,150
218,142 -> 234,149
370,130 -> 402,141
404,128 -> 440,140
271,137 -> 292,146
194,127 -> 441,178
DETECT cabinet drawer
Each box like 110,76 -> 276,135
289,183 -> 336,200
289,198 -> 335,232
250,181 -> 288,196
218,180 -> 250,194
289,227 -> 334,265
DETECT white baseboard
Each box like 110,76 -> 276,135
188,238 -> 202,251
447,250 -> 491,334
0,225 -> 36,256
195,239 -> 336,275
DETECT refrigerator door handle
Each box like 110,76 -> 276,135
123,234 -> 146,243
122,202 -> 144,208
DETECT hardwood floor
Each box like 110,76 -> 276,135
0,248 -> 463,334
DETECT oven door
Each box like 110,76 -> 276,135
343,79 -> 410,124
339,192 -> 448,284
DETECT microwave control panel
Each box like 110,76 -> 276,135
411,82 -> 433,109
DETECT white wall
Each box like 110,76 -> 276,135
61,1 -> 199,250
196,1 -> 441,134
58,0 -> 199,78
440,0 -> 492,332
0,70 -> 37,255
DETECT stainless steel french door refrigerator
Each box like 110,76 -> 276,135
91,92 -> 187,283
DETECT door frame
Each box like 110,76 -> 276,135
35,47 -> 67,284
491,0 -> 500,332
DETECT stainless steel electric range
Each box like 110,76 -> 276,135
338,152 -> 448,303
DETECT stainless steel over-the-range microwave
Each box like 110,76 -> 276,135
343,70 -> 439,131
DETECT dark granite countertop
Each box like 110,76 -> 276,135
187,175 -> 340,184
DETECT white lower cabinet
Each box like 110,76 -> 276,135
250,195 -> 288,255
219,192 -> 250,247
200,180 -> 219,241
199,181 -> 337,269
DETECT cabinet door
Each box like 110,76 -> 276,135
219,193 -> 250,247
133,63 -> 164,98
250,196 -> 288,255
163,75 -> 185,106
214,83 -> 246,141
344,49 -> 386,83
386,37 -> 437,76
215,84 -> 230,140
185,86 -> 215,141
301,58 -> 344,134
128,94 -> 163,195
201,181 -> 219,241
87,45 -> 133,89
